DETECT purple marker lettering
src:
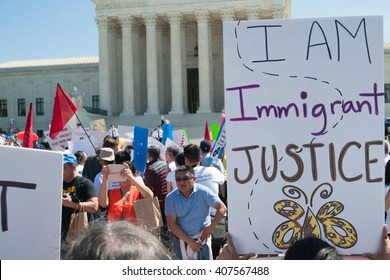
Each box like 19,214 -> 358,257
227,84 -> 260,121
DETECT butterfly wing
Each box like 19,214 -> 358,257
272,200 -> 305,249
317,201 -> 358,248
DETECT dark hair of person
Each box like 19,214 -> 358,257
147,145 -> 160,160
284,237 -> 341,260
175,165 -> 195,177
64,221 -> 172,260
166,145 -> 179,158
74,151 -> 86,163
183,144 -> 201,163
115,150 -> 131,164
314,246 -> 341,260
123,161 -> 136,174
175,152 -> 185,166
103,136 -> 119,150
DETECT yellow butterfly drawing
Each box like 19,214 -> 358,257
272,183 -> 358,249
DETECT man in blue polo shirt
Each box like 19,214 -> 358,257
165,165 -> 227,260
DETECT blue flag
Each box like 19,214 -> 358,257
133,126 -> 149,173
208,119 -> 226,164
162,124 -> 173,145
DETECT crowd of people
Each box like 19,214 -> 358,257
2,123 -> 390,260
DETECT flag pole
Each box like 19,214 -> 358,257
57,83 -> 98,153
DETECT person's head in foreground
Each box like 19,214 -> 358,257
64,221 -> 172,260
284,236 -> 341,260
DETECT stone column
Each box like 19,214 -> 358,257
168,12 -> 184,114
108,21 -> 120,116
96,17 -> 111,114
119,16 -> 135,116
143,13 -> 159,115
181,20 -> 188,113
195,10 -> 212,113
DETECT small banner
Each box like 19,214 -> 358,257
133,126 -> 149,173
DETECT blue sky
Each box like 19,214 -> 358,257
0,0 -> 389,63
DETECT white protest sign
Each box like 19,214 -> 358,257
173,129 -> 189,147
89,131 -> 108,150
0,146 -> 62,259
165,137 -> 184,154
72,127 -> 91,142
68,140 -> 96,156
44,127 -> 73,151
224,16 -> 384,254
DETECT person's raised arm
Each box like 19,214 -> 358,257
122,163 -> 153,198
98,165 -> 109,208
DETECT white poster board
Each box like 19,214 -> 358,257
173,129 -> 189,147
224,16 -> 384,254
0,146 -> 62,259
44,127 -> 73,151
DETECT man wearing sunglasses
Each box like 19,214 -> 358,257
165,165 -> 227,260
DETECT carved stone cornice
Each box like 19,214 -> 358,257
93,0 -> 147,10
220,9 -> 235,21
167,12 -> 182,24
118,16 -> 133,28
143,13 -> 157,26
95,17 -> 109,29
272,7 -> 285,19
246,8 -> 259,20
108,20 -> 121,37
195,10 -> 210,23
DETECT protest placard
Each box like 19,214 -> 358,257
44,127 -> 72,151
0,146 -> 62,259
224,16 -> 384,254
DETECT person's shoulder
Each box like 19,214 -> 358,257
194,183 -> 213,194
78,176 -> 94,186
93,172 -> 103,181
166,171 -> 175,181
154,160 -> 170,172
166,188 -> 179,200
208,165 -> 223,175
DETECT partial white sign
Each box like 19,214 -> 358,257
0,146 -> 62,259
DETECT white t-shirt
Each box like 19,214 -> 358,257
76,164 -> 84,177
194,166 -> 224,215
194,166 -> 224,196
151,129 -> 163,140
166,170 -> 177,192
168,161 -> 176,172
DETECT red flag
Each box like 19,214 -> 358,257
49,83 -> 78,139
204,121 -> 212,141
22,103 -> 34,148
